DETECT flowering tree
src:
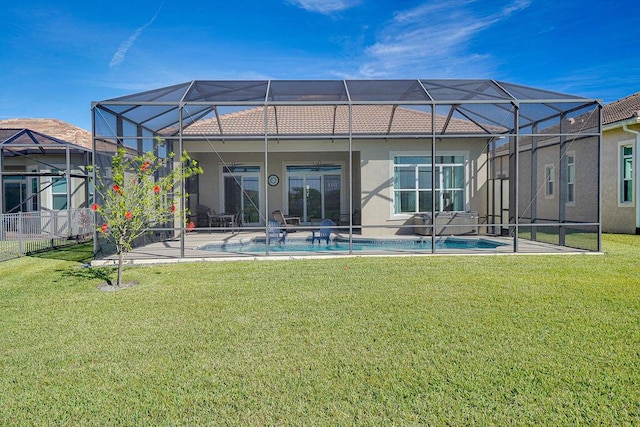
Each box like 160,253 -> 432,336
91,140 -> 202,287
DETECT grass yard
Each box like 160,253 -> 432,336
1,235 -> 639,425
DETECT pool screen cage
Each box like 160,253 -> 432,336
92,79 -> 602,259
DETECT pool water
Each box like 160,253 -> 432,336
198,237 -> 506,254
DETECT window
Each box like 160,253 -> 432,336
622,145 -> 633,203
545,165 -> 555,198
566,155 -> 575,203
88,177 -> 94,205
51,169 -> 67,210
30,176 -> 39,211
393,155 -> 465,214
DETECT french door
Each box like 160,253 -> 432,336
223,166 -> 261,225
286,165 -> 341,223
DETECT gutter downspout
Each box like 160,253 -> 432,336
622,123 -> 640,233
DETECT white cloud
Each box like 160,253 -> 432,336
359,0 -> 531,78
109,2 -> 163,68
286,0 -> 360,14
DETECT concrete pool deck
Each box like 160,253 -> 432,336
90,230 -> 600,267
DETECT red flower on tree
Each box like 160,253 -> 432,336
91,203 -> 99,211
187,221 -> 195,231
93,143 -> 202,288
170,204 -> 176,212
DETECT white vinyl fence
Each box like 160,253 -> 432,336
0,208 -> 93,261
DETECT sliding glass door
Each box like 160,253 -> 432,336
223,166 -> 261,225
3,179 -> 27,213
286,165 -> 341,223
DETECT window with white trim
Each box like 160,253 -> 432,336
393,155 -> 465,214
545,165 -> 555,198
51,168 -> 67,210
566,154 -> 575,203
622,145 -> 633,203
29,168 -> 39,211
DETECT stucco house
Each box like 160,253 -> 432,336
0,118 -> 92,214
181,104 -> 492,235
92,79 -> 601,257
601,92 -> 640,234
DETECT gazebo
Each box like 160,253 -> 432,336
92,79 -> 602,260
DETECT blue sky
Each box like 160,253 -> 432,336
1,0 -> 638,130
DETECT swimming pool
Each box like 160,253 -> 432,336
197,236 -> 506,254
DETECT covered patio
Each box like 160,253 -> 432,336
91,79 -> 602,260
1,126 -> 92,214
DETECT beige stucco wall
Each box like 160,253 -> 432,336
2,153 -> 90,211
566,136 -> 600,224
356,138 -> 489,236
186,139 -> 357,224
185,138 -> 489,234
524,138 -> 599,225
602,123 -> 640,233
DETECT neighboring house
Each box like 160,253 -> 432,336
0,118 -> 92,213
602,92 -> 640,234
491,100 -> 601,241
92,79 -> 601,256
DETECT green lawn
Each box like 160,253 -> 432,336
1,235 -> 639,425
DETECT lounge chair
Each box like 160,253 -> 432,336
272,210 -> 300,232
311,219 -> 334,244
267,219 -> 286,244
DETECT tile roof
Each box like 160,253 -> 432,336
0,118 -> 91,148
181,105 -> 501,136
603,92 -> 640,125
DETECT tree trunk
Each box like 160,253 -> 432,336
117,249 -> 124,287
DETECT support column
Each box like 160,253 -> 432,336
431,104 -> 437,254
0,146 -> 4,213
91,105 -> 98,259
348,102 -> 354,253
597,104 -> 603,251
179,105 -> 185,258
509,102 -> 520,252
66,145 -> 72,237
558,113 -> 567,246
264,103 -> 270,255
530,125 -> 538,241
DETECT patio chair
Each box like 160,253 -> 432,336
233,210 -> 244,233
267,219 -> 286,244
311,219 -> 334,244
196,204 -> 211,227
272,210 -> 300,232
206,210 -> 222,233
